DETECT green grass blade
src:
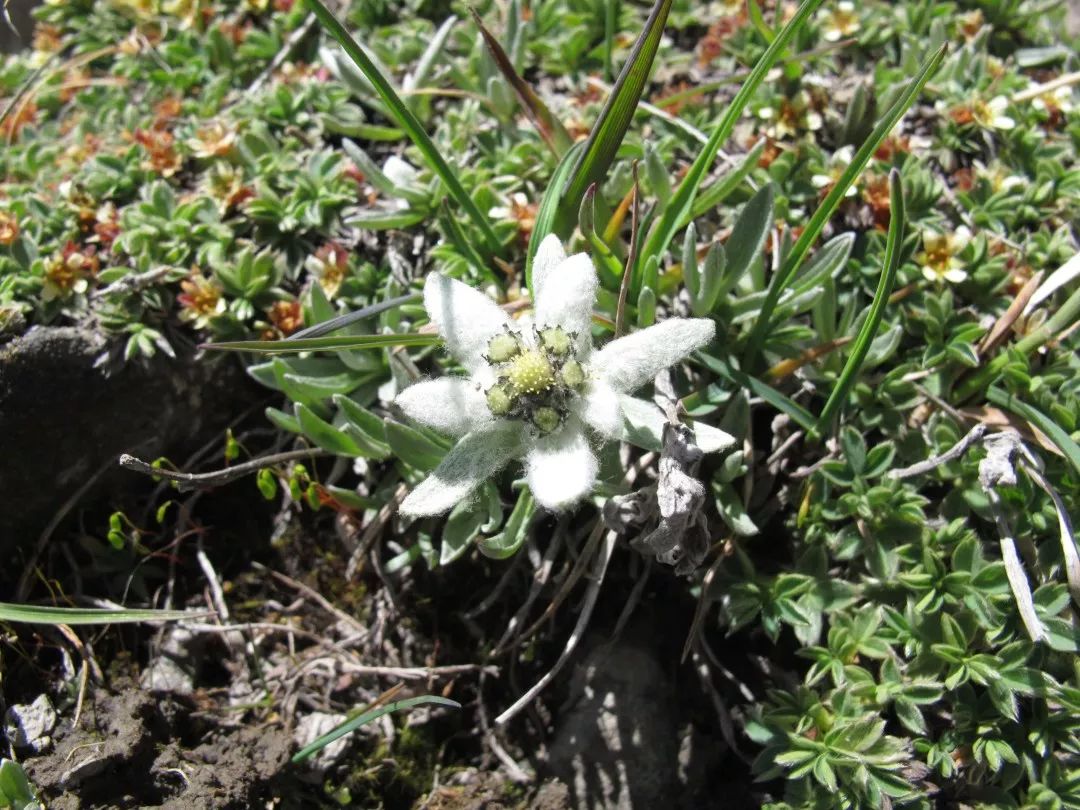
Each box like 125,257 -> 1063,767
580,183 -> 626,286
0,603 -> 208,625
303,0 -> 503,258
604,0 -> 619,80
557,0 -> 674,233
955,283 -> 1080,401
695,352 -> 816,432
469,7 -> 572,156
747,0 -> 777,43
683,139 -> 766,226
203,333 -> 439,354
986,387 -> 1080,478
815,170 -> 905,433
292,695 -> 461,763
743,44 -> 946,365
641,0 -> 825,271
289,293 -> 421,340
524,140 -> 586,291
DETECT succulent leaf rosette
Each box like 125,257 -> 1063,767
395,236 -> 735,516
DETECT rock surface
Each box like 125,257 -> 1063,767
0,326 -> 261,556
4,694 -> 57,753
547,632 -> 679,810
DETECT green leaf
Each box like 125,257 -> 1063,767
684,139 -> 766,225
266,406 -> 302,434
579,183 -> 626,285
479,488 -> 535,559
385,421 -> 448,471
203,333 -> 439,354
816,169 -> 905,432
291,695 -> 460,764
641,0 -> 825,269
558,0 -> 674,232
893,697 -> 927,735
0,759 -> 40,810
302,0 -> 502,257
696,353 -> 816,432
296,403 -> 364,456
747,0 -> 777,43
0,603 -> 206,625
720,182 -> 774,293
340,139 -> 429,204
333,395 -> 391,458
345,208 -> 428,230
791,233 -> 855,295
441,482 -> 502,565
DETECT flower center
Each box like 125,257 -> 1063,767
483,327 -> 585,434
506,350 -> 555,395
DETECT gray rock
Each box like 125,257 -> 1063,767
548,635 -> 678,810
0,326 -> 260,555
5,694 -> 57,753
293,711 -> 350,778
140,627 -> 200,695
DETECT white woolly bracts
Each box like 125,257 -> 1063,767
394,234 -> 733,516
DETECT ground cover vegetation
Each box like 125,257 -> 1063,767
1,0 -> 1079,807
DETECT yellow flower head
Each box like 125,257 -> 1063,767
915,227 -> 971,284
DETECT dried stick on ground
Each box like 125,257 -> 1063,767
119,448 -> 329,491
494,531 -> 618,727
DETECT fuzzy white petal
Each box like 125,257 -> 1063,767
575,379 -> 623,439
594,318 -> 716,393
395,378 -> 492,438
400,422 -> 523,517
526,421 -> 598,511
535,252 -> 597,355
424,273 -> 511,372
531,233 -> 566,305
618,395 -> 736,454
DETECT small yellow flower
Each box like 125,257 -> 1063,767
43,242 -> 99,301
0,211 -> 19,246
915,227 -> 971,285
489,192 -> 539,243
304,241 -> 350,298
758,90 -> 822,139
972,96 -> 1015,131
187,121 -> 237,159
811,146 -> 858,197
1032,84 -> 1075,128
267,299 -> 303,336
820,1 -> 860,42
177,270 -> 226,328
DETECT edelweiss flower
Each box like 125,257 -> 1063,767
395,236 -> 731,516
915,226 -> 971,284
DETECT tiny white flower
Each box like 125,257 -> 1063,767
916,226 -> 972,285
811,145 -> 858,197
382,156 -> 420,188
1032,84 -> 1075,115
973,96 -> 1015,131
396,236 -> 733,516
820,1 -> 860,42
